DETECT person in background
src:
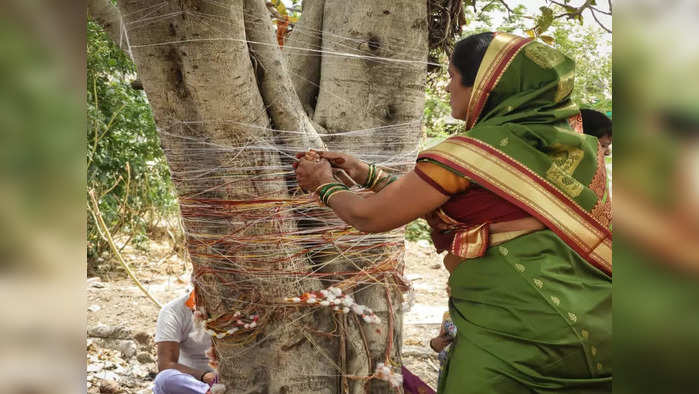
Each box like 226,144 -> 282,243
581,108 -> 612,156
152,290 -> 217,394
430,310 -> 457,389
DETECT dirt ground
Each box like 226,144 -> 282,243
86,237 -> 449,393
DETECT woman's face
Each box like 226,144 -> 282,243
446,63 -> 473,121
598,134 -> 612,156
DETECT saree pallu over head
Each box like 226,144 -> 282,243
419,33 -> 612,276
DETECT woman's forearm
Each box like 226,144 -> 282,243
324,171 -> 449,233
350,163 -> 397,193
326,191 -> 383,233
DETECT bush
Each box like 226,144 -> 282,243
87,21 -> 178,266
405,218 -> 433,242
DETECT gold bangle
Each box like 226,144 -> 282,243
362,163 -> 376,188
321,185 -> 347,204
369,169 -> 384,190
371,174 -> 389,191
325,189 -> 353,207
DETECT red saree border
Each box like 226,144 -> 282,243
419,136 -> 612,276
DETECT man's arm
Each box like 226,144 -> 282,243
156,342 -> 216,384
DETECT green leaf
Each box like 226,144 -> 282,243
536,6 -> 554,34
540,35 -> 555,45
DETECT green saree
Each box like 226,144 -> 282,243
418,33 -> 612,393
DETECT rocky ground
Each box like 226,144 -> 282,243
86,238 -> 449,393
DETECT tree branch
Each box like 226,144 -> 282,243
88,0 -> 143,87
244,0 -> 325,148
590,7 -> 612,33
476,1 -> 500,19
590,5 -> 611,15
265,1 -> 284,19
87,0 -> 126,52
498,0 -> 514,16
284,0 -> 325,118
89,189 -> 162,308
549,0 -> 613,31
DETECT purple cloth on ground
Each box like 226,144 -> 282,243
402,366 -> 436,394
153,369 -> 210,394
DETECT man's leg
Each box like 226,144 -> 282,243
152,369 -> 210,394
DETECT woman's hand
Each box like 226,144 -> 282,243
296,151 -> 369,185
294,156 -> 335,192
429,334 -> 454,353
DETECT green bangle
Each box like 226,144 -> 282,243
315,182 -> 337,194
321,185 -> 347,205
323,189 -> 347,205
315,182 -> 349,205
369,169 -> 384,190
362,163 -> 377,188
317,183 -> 340,196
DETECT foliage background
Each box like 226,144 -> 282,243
87,21 -> 178,270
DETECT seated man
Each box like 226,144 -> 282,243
581,108 -> 613,156
153,290 -> 216,394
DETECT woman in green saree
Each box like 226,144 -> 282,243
294,32 -> 612,393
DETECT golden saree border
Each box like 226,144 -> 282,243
451,223 -> 490,259
568,113 -> 584,134
435,210 -> 490,258
465,33 -> 533,130
419,136 -> 612,276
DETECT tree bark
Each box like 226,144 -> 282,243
312,1 -> 428,392
88,0 -> 125,52
111,1 -> 336,392
284,0 -> 325,117
93,0 -> 428,392
243,0 -> 323,148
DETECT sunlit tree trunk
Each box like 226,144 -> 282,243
89,0 -> 427,392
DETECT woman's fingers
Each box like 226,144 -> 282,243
319,151 -> 346,165
298,150 -> 346,167
294,157 -> 333,192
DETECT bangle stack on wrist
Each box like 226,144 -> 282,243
315,182 -> 350,206
362,163 -> 380,189
362,163 -> 396,191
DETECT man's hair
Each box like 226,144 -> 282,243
451,32 -> 495,87
580,109 -> 612,138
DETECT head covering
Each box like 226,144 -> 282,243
419,33 -> 611,275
